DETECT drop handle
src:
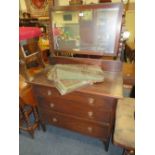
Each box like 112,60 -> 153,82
88,111 -> 93,117
47,90 -> 52,96
88,98 -> 95,106
87,127 -> 93,133
52,118 -> 57,122
50,103 -> 55,108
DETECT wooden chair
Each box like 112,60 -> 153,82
19,27 -> 45,81
113,98 -> 135,155
19,74 -> 39,138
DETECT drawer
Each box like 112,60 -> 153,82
33,85 -> 60,97
42,110 -> 110,140
37,96 -> 111,124
33,85 -> 116,111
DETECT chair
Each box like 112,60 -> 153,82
19,74 -> 39,138
113,98 -> 135,155
19,27 -> 45,81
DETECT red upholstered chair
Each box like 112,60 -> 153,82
19,27 -> 45,81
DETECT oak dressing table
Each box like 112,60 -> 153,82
28,3 -> 123,151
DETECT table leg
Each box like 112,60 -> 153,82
102,139 -> 110,152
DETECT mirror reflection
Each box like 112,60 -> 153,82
51,8 -> 119,54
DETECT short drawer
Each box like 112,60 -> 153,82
37,96 -> 112,124
33,85 -> 60,97
42,110 -> 110,140
33,85 -> 116,111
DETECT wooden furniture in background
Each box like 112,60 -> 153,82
113,98 -> 135,155
19,18 -> 39,27
19,75 -> 40,138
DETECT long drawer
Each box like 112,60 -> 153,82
41,110 -> 110,140
37,96 -> 111,124
33,85 -> 116,111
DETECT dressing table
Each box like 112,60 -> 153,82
28,3 -> 123,151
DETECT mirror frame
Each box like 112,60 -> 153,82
49,3 -> 123,57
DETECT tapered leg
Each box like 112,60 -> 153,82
32,107 -> 39,122
32,106 -> 40,131
29,129 -> 34,139
122,149 -> 126,155
36,107 -> 46,132
41,123 -> 46,132
102,139 -> 110,152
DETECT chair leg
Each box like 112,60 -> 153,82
19,100 -> 35,139
36,107 -> 46,132
122,149 -> 126,155
32,106 -> 39,125
102,139 -> 110,152
122,149 -> 135,155
29,130 -> 34,139
24,110 -> 35,138
32,106 -> 40,131
41,123 -> 46,132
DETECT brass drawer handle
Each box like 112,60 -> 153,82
88,111 -> 93,117
88,98 -> 95,106
87,126 -> 93,133
47,90 -> 52,96
129,150 -> 134,154
52,118 -> 57,122
50,103 -> 55,108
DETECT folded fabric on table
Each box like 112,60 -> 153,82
54,80 -> 92,95
47,64 -> 104,95
48,64 -> 104,81
55,64 -> 104,82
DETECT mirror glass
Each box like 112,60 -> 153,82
51,7 -> 120,55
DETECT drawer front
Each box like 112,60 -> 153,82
37,96 -> 111,124
42,110 -> 110,140
33,85 -> 60,97
33,85 -> 116,111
